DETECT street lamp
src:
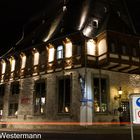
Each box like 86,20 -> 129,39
118,87 -> 122,98
114,87 -> 122,100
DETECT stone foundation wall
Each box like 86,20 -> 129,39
1,68 -> 140,128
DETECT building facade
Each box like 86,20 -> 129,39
0,0 -> 140,128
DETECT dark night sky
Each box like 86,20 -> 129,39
0,0 -> 140,54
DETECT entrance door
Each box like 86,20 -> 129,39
120,101 -> 130,122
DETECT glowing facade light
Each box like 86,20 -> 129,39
118,87 -> 122,95
1,60 -> 6,74
98,39 -> 107,56
87,39 -> 96,56
83,26 -> 92,37
34,52 -> 39,65
64,38 -> 72,58
64,106 -> 69,113
9,57 -> 15,72
48,44 -> 55,63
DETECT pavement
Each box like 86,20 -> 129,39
0,124 -> 140,134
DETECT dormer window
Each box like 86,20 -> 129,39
93,19 -> 98,28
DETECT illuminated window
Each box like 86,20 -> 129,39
20,54 -> 26,69
34,52 -> 39,65
58,76 -> 71,113
34,80 -> 46,115
1,60 -> 6,74
0,104 -> 3,116
48,45 -> 55,62
64,39 -> 72,58
9,57 -> 15,72
98,39 -> 107,56
87,39 -> 96,56
57,45 -> 63,59
93,19 -> 98,28
93,77 -> 108,113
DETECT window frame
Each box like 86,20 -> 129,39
93,74 -> 109,114
57,75 -> 72,114
0,84 -> 5,97
57,45 -> 63,59
34,79 -> 46,115
109,41 -> 118,54
8,103 -> 18,116
10,81 -> 20,95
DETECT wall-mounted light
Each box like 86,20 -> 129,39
118,87 -> 122,96
64,106 -> 69,113
114,87 -> 122,100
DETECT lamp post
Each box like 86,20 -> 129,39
118,87 -> 122,107
117,87 -> 124,125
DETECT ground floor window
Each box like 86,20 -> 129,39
11,81 -> 20,95
34,80 -> 46,115
0,104 -> 3,117
93,76 -> 108,113
8,103 -> 18,116
0,84 -> 5,97
58,75 -> 71,113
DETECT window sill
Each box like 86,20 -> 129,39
94,112 -> 109,115
57,112 -> 70,116
7,116 -> 17,119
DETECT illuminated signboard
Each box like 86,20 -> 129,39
129,94 -> 140,124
